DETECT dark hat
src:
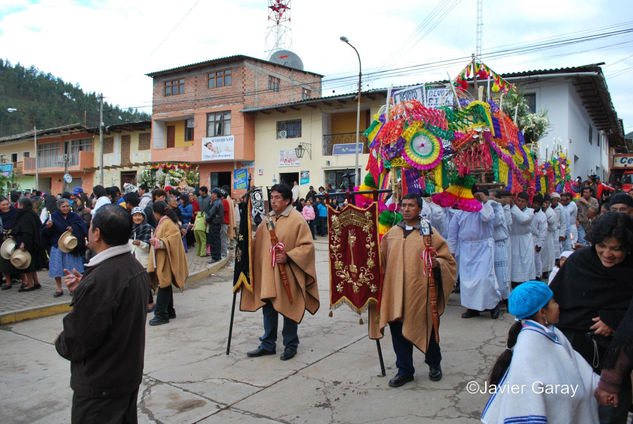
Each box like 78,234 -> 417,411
610,193 -> 633,208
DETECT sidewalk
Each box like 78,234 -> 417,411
0,248 -> 229,325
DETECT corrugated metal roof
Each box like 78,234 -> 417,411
0,123 -> 85,144
146,54 -> 323,78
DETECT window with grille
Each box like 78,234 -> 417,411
165,79 -> 185,96
277,119 -> 302,139
206,111 -> 231,137
208,69 -> 232,88
38,142 -> 61,168
185,119 -> 194,141
269,76 -> 280,92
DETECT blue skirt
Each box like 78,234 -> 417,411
49,246 -> 84,278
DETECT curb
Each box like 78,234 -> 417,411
0,256 -> 230,326
0,302 -> 72,326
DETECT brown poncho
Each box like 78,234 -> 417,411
369,225 -> 457,352
240,208 -> 319,323
148,217 -> 189,290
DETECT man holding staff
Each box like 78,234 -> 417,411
369,193 -> 457,387
241,183 -> 319,361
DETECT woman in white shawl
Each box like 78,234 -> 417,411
482,280 -> 599,424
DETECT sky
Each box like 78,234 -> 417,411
1,0 -> 632,133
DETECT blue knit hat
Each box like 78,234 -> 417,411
509,281 -> 553,319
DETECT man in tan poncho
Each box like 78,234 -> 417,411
241,183 -> 319,361
369,193 -> 457,387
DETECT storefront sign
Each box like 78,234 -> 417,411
300,170 -> 310,185
202,135 -> 234,161
241,161 -> 255,168
332,143 -> 363,155
613,155 -> 633,169
234,168 -> 248,189
279,149 -> 300,167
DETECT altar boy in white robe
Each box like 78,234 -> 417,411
448,188 -> 501,319
510,192 -> 535,288
541,194 -> 558,277
530,195 -> 547,280
482,280 -> 599,424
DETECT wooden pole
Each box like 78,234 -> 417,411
226,291 -> 237,355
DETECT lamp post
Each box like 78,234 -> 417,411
340,35 -> 362,187
7,108 -> 38,190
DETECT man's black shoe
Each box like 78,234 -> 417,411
388,374 -> 414,388
461,309 -> 480,318
149,317 -> 169,326
247,347 -> 276,357
280,349 -> 296,361
169,311 -> 176,319
429,365 -> 442,381
490,306 -> 500,319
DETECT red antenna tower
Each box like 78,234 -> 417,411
266,0 -> 292,55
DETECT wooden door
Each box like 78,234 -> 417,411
167,126 -> 175,148
121,135 -> 131,165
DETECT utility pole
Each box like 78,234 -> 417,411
99,94 -> 104,185
63,141 -> 70,193
33,122 -> 38,190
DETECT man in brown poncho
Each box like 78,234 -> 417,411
369,193 -> 457,387
241,183 -> 319,361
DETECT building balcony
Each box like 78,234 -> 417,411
322,132 -> 369,156
23,151 -> 94,175
151,145 -> 199,162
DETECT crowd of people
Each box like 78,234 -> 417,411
13,174 -> 632,423
0,183 -> 240,323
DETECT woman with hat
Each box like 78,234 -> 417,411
129,207 -> 154,311
12,197 -> 45,291
482,280 -> 599,423
0,196 -> 18,290
147,201 -> 188,326
41,198 -> 88,297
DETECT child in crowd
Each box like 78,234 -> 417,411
193,209 -> 208,257
129,207 -> 155,312
548,250 -> 573,285
482,280 -> 599,423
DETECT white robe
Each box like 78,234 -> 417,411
490,200 -> 511,300
448,202 -> 500,310
481,320 -> 599,424
563,202 -> 578,251
420,198 -> 447,238
509,206 -> 535,283
531,210 -> 547,278
552,205 -> 567,259
541,207 -> 557,274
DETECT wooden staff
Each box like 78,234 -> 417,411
266,216 -> 293,304
423,233 -> 440,343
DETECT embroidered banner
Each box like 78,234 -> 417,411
233,190 -> 254,293
328,202 -> 382,312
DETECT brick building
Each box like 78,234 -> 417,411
146,54 -> 322,194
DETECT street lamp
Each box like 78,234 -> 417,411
340,35 -> 362,187
6,108 -> 38,190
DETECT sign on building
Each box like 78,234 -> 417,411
202,135 -> 234,161
279,149 -> 300,167
0,163 -> 13,177
613,155 -> 633,169
391,84 -> 453,108
234,168 -> 248,189
300,170 -> 310,185
332,143 -> 363,155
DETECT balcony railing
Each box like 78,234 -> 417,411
23,151 -> 93,172
322,132 -> 369,156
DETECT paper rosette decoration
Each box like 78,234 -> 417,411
329,202 -> 382,312
401,127 -> 444,170
432,174 -> 482,212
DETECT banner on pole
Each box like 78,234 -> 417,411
328,202 -> 382,312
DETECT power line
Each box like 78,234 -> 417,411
120,24 -> 633,111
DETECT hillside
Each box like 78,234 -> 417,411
0,59 -> 150,137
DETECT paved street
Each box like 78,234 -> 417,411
0,239 -> 513,423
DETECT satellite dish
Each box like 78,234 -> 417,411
269,50 -> 304,71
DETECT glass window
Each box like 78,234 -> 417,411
206,111 -> 231,137
302,88 -> 311,100
524,93 -> 536,114
269,76 -> 280,92
208,69 -> 232,89
277,119 -> 302,139
165,79 -> 184,96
